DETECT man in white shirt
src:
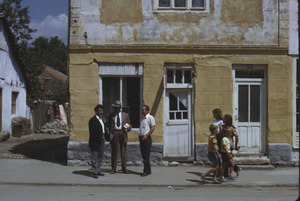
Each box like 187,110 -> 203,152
139,105 -> 155,177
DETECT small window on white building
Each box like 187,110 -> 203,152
11,92 -> 19,115
155,0 -> 208,12
99,63 -> 143,128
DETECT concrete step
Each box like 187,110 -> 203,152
234,156 -> 270,165
238,164 -> 275,170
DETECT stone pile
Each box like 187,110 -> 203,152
0,132 -> 10,142
40,120 -> 70,135
11,117 -> 31,137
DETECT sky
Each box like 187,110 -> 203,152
20,0 -> 68,44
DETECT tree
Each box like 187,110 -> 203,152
24,36 -> 68,105
0,0 -> 35,50
29,36 -> 67,74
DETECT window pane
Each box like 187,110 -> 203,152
183,112 -> 188,119
250,85 -> 260,122
192,0 -> 204,7
236,70 -> 264,78
103,77 -> 120,119
175,0 -> 186,7
169,93 -> 178,110
159,0 -> 170,7
11,92 -> 18,114
179,92 -> 187,110
167,70 -> 173,83
238,85 -> 248,122
176,112 -> 182,119
170,112 -> 175,120
176,70 -> 182,83
126,77 -> 140,128
184,70 -> 191,83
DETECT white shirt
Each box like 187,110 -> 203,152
114,112 -> 122,130
139,113 -> 155,136
95,115 -> 105,133
212,119 -> 223,134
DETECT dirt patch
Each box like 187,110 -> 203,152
0,133 -> 69,165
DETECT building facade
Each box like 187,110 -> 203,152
68,0 -> 298,165
0,16 -> 28,134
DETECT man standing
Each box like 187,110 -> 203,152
107,100 -> 131,174
88,104 -> 106,179
139,105 -> 155,177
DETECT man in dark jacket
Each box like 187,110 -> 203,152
88,104 -> 107,178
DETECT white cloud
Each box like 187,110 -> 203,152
30,14 -> 68,44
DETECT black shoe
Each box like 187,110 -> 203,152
98,172 -> 105,176
91,173 -> 98,179
141,173 -> 148,177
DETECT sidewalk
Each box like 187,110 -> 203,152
0,159 -> 298,188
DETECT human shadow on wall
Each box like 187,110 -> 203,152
9,135 -> 69,166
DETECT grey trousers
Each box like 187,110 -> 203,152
90,140 -> 105,174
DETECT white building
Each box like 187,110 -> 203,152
0,15 -> 28,133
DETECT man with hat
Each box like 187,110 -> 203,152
107,100 -> 131,174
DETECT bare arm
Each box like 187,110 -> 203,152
142,126 -> 155,141
213,144 -> 221,158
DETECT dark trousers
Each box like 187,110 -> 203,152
110,130 -> 127,171
90,140 -> 105,174
139,136 -> 152,174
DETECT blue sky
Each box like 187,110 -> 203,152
21,0 -> 68,44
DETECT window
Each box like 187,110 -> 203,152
155,0 -> 208,12
11,92 -> 18,115
169,91 -> 188,120
99,64 -> 143,128
165,66 -> 193,89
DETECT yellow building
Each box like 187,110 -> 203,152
68,0 -> 298,165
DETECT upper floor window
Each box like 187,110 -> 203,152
155,0 -> 208,12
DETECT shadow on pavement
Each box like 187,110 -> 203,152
9,135 -> 69,166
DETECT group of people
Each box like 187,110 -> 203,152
202,108 -> 241,184
89,103 -> 240,182
88,100 -> 155,179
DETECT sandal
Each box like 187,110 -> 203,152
212,180 -> 222,184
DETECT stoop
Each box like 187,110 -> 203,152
233,153 -> 274,170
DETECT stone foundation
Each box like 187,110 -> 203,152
68,141 -> 296,166
194,143 -> 208,164
268,143 -> 293,165
67,141 -> 163,166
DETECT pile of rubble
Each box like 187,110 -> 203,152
39,120 -> 70,135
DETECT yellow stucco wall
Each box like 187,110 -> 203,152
69,51 -> 293,146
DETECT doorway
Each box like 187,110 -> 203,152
233,66 -> 266,153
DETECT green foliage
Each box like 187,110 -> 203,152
24,36 -> 68,106
49,81 -> 68,105
0,0 -> 68,105
29,36 -> 67,74
0,0 -> 35,50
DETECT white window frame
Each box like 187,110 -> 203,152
165,65 -> 194,89
154,0 -> 209,13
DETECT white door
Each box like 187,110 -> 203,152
233,81 -> 266,153
163,89 -> 193,159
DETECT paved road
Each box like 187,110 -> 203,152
0,159 -> 298,201
0,184 -> 298,201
